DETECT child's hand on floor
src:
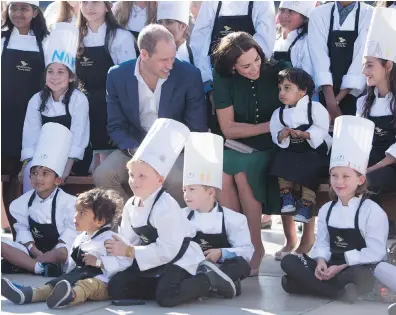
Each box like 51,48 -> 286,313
204,249 -> 222,263
104,235 -> 128,257
82,254 -> 98,267
315,258 -> 328,280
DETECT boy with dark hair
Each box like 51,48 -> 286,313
1,188 -> 131,309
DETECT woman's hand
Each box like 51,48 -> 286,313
104,235 -> 128,256
290,129 -> 310,139
62,158 -> 75,182
322,264 -> 347,281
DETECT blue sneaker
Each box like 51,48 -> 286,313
46,280 -> 73,309
42,263 -> 63,277
1,278 -> 33,304
280,190 -> 295,213
293,200 -> 313,223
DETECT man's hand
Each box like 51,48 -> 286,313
104,235 -> 128,256
82,254 -> 98,267
315,258 -> 328,280
204,248 -> 222,263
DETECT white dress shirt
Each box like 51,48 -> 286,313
134,57 -> 167,132
308,2 -> 373,96
1,27 -> 48,53
66,225 -> 132,283
8,188 -> 77,255
190,1 -> 276,83
356,89 -> 396,159
83,23 -> 136,65
112,2 -> 147,33
182,205 -> 254,262
270,95 -> 332,150
273,30 -> 313,77
311,196 -> 389,266
119,188 -> 205,275
21,89 -> 90,161
176,41 -> 193,64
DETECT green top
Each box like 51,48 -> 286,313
214,61 -> 289,151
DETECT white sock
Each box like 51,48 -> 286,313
34,262 -> 44,274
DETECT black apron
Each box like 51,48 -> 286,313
270,102 -> 328,190
41,102 -> 93,175
131,188 -> 192,278
186,43 -> 195,65
208,1 -> 255,57
1,188 -> 61,274
187,205 -> 231,251
366,113 -> 396,168
326,198 -> 366,265
46,226 -> 112,288
319,3 -> 360,116
76,46 -> 115,150
272,31 -> 306,64
1,32 -> 45,159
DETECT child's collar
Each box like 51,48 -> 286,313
36,187 -> 58,203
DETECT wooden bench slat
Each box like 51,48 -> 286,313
64,176 -> 93,185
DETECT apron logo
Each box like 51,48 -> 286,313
16,60 -> 32,72
220,25 -> 233,37
140,235 -> 149,243
80,56 -> 94,67
200,239 -> 209,245
335,37 -> 347,48
334,235 -> 348,248
31,227 -> 43,239
375,127 -> 388,136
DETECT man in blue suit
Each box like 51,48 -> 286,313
93,24 -> 207,206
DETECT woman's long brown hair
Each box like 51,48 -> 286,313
114,1 -> 157,28
56,2 -> 77,24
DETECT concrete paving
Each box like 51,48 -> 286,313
1,217 -> 391,315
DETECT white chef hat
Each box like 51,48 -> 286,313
45,22 -> 79,72
6,1 -> 39,7
132,118 -> 190,178
363,7 -> 396,63
157,1 -> 190,25
31,123 -> 72,177
279,1 -> 317,18
330,116 -> 375,175
183,133 -> 223,190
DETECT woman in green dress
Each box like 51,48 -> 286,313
213,32 -> 288,276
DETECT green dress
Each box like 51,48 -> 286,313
214,61 -> 289,214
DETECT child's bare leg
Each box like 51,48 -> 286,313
1,242 -> 36,272
37,247 -> 68,264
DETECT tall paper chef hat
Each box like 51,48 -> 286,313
132,119 -> 190,178
279,1 -> 317,18
183,133 -> 224,190
363,7 -> 396,63
31,123 -> 72,177
157,1 -> 190,25
330,116 -> 375,175
45,22 -> 79,72
7,1 -> 39,6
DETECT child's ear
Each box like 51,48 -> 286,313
358,175 -> 366,186
158,175 -> 165,185
54,176 -> 62,186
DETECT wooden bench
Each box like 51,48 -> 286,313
62,176 -> 94,195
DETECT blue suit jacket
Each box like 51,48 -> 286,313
106,58 -> 208,150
